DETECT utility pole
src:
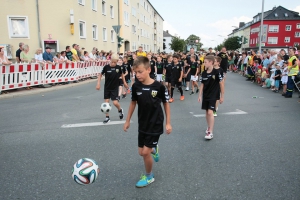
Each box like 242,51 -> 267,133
258,0 -> 264,53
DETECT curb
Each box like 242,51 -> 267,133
0,79 -> 98,100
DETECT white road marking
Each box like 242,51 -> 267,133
61,120 -> 132,128
193,109 -> 248,118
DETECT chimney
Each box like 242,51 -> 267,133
239,22 -> 245,28
166,30 -> 168,33
273,6 -> 276,10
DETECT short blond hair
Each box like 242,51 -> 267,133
35,48 -> 42,54
111,53 -> 119,61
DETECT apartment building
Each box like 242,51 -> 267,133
119,0 -> 164,53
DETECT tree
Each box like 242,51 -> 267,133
223,36 -> 242,50
214,43 -> 224,52
185,34 -> 203,50
169,36 -> 185,52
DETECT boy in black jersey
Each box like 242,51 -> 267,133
213,56 -> 224,117
117,57 -> 128,100
189,55 -> 199,95
169,54 -> 184,102
163,55 -> 173,96
156,56 -> 164,83
147,54 -> 157,80
96,54 -> 128,124
198,55 -> 224,140
122,56 -> 131,98
124,56 -> 172,188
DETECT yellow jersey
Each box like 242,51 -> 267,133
137,51 -> 146,57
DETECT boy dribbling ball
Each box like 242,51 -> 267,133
198,56 -> 224,140
124,56 -> 172,188
96,54 -> 128,124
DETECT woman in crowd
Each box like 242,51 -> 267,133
34,48 -> 43,62
53,52 -> 62,63
20,45 -> 33,63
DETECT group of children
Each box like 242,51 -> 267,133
96,52 -> 225,188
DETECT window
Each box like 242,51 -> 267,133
250,39 -> 252,44
255,38 -> 257,44
132,25 -> 136,33
102,1 -> 106,15
132,7 -> 136,16
78,0 -> 85,5
124,0 -> 129,5
295,32 -> 300,37
110,5 -> 114,18
267,37 -> 278,44
284,13 -> 288,17
111,30 -> 114,42
7,16 -> 29,38
79,21 -> 86,38
274,13 -> 278,17
269,25 -> 279,33
91,0 -> 97,10
297,24 -> 300,29
124,11 -> 129,26
284,37 -> 290,43
92,25 -> 98,40
103,27 -> 107,41
286,25 -> 291,31
295,42 -> 300,46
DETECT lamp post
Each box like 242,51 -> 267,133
258,0 -> 265,53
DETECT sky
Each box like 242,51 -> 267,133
149,0 -> 300,49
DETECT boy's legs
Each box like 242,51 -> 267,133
202,100 -> 216,139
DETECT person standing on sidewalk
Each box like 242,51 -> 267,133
285,47 -> 299,98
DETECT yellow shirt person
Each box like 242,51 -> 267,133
136,46 -> 146,57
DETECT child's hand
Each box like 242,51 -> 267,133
178,78 -> 182,82
198,96 -> 202,103
96,83 -> 101,90
220,97 -> 224,104
166,123 -> 172,134
123,121 -> 130,132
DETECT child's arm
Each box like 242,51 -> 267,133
186,67 -> 191,75
195,66 -> 199,76
122,73 -> 129,89
96,73 -> 103,90
155,65 -> 157,75
124,101 -> 137,132
219,80 -> 225,104
163,102 -> 172,134
179,69 -> 183,82
198,83 -> 204,102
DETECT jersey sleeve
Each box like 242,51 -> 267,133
131,83 -> 138,101
200,73 -> 204,83
160,85 -> 169,103
101,65 -> 107,75
218,70 -> 223,82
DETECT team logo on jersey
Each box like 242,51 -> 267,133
177,66 -> 179,69
212,75 -> 215,79
116,69 -> 119,73
151,90 -> 158,97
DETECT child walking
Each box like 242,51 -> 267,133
124,56 -> 172,188
198,55 -> 224,140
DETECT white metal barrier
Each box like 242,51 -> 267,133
0,61 -> 109,94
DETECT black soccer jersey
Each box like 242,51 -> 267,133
206,53 -> 216,56
186,54 -> 199,65
190,62 -> 198,76
150,60 -> 156,77
200,68 -> 223,101
214,67 -> 224,100
127,55 -> 133,66
156,62 -> 164,74
131,81 -> 169,135
101,65 -> 123,90
164,62 -> 173,77
162,57 -> 167,64
172,63 -> 182,81
123,62 -> 131,80
217,52 -> 228,73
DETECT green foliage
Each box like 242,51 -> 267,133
223,36 -> 242,50
185,34 -> 203,49
169,36 -> 185,52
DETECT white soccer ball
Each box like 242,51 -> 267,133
72,158 -> 100,185
100,102 -> 112,113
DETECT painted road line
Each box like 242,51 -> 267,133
61,120 -> 132,128
193,109 -> 248,117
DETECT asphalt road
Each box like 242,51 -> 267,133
1,73 -> 300,200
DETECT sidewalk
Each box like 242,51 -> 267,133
0,79 -> 97,100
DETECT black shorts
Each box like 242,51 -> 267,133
183,73 -> 191,82
104,89 -> 119,101
171,80 -> 182,87
119,79 -> 124,86
138,133 -> 160,148
202,100 -> 217,111
165,76 -> 172,83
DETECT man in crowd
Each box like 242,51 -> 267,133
89,49 -> 97,60
280,49 -> 289,61
16,42 -> 24,63
71,44 -> 80,62
206,47 -> 216,56
66,46 -> 73,61
43,47 -> 53,63
137,46 -> 146,57
217,47 -> 228,82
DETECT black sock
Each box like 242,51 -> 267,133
106,116 -> 110,119
171,87 -> 174,98
179,87 -> 183,96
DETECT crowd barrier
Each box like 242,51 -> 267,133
0,61 -> 109,94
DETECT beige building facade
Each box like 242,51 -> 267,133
0,0 -> 164,60
119,0 -> 164,53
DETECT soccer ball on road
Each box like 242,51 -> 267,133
72,158 -> 100,185
100,102 -> 112,113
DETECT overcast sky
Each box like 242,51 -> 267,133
150,0 -> 300,48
